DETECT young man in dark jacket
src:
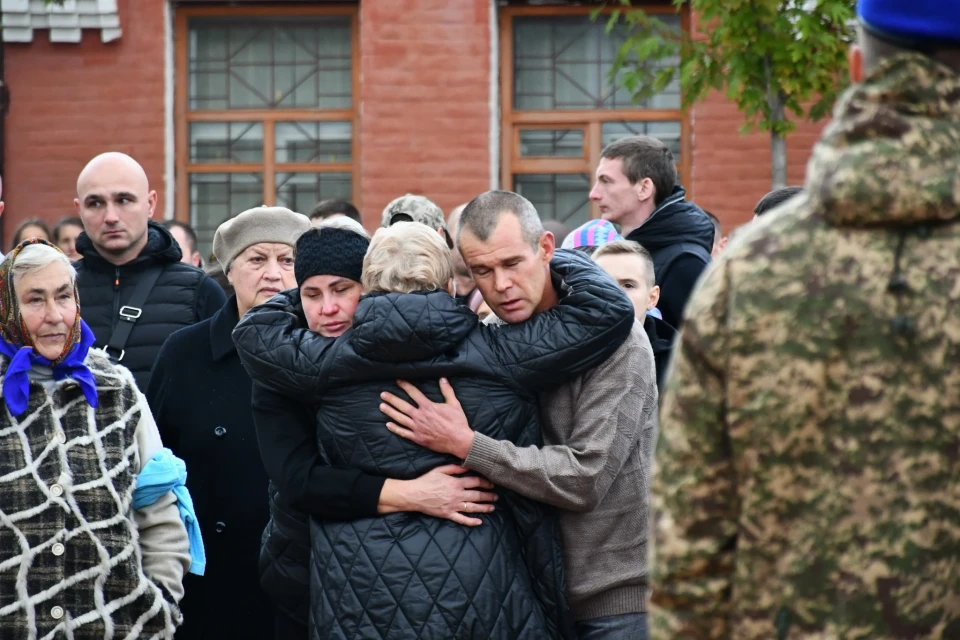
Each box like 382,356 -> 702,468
73,152 -> 225,390
589,136 -> 713,328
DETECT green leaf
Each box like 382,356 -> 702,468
603,0 -> 855,188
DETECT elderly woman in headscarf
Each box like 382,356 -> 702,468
0,239 -> 192,639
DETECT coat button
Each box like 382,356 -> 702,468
50,606 -> 64,620
56,431 -> 66,444
50,484 -> 64,498
52,543 -> 65,557
215,521 -> 226,534
214,426 -> 227,438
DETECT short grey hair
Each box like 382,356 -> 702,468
362,222 -> 454,294
316,215 -> 370,239
12,243 -> 77,283
457,190 -> 543,250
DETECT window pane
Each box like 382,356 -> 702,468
519,129 -> 583,157
188,17 -> 352,110
275,172 -> 352,213
190,173 -> 263,259
276,122 -> 352,163
189,122 -> 263,163
514,174 -> 591,227
602,121 -> 682,162
513,15 -> 681,110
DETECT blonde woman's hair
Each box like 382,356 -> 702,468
316,215 -> 370,239
12,243 -> 77,283
362,222 -> 454,294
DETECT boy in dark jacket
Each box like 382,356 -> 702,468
593,239 -> 677,393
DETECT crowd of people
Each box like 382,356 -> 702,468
0,1 -> 957,638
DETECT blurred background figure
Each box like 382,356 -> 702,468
542,219 -> 571,246
204,262 -> 234,298
308,199 -> 362,226
447,203 -> 483,312
561,219 -> 624,255
704,210 -> 727,257
753,186 -> 803,219
10,217 -> 50,251
52,216 -> 84,261
161,219 -> 203,268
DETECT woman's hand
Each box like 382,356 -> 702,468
377,465 -> 497,527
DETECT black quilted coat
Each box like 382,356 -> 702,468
233,250 -> 634,640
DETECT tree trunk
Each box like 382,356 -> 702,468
771,128 -> 787,190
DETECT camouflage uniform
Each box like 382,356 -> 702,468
651,53 -> 960,640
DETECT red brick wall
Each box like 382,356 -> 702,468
689,92 -> 828,233
2,0 -> 829,242
357,0 -> 491,228
3,0 -> 166,247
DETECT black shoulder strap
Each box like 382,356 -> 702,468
105,267 -> 163,363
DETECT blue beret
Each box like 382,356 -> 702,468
859,0 -> 960,46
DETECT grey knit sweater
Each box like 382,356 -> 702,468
465,321 -> 659,620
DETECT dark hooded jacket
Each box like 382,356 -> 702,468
233,250 -> 635,640
645,313 -> 677,394
74,221 -> 226,390
626,185 -> 714,328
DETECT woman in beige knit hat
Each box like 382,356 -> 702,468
145,206 -> 310,640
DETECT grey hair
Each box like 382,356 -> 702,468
362,222 -> 454,295
457,190 -> 544,250
316,215 -> 371,239
12,243 -> 77,283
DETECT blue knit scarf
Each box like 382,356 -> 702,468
0,318 -> 99,417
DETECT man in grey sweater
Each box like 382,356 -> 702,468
380,190 -> 659,639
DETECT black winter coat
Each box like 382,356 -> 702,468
75,221 -> 226,390
146,297 -> 274,640
644,313 -> 677,394
234,250 -> 635,640
626,185 -> 713,328
251,383 -> 387,629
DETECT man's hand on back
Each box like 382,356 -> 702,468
381,378 -> 475,460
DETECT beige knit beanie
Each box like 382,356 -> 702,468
213,206 -> 311,272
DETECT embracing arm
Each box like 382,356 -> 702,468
649,261 -> 737,640
252,384 -> 497,526
232,290 -> 337,398
383,332 -> 658,512
252,384 -> 384,520
484,249 -> 635,392
467,331 -> 658,511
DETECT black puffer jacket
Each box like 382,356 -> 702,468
234,250 -> 634,640
626,184 -> 713,328
75,221 -> 226,390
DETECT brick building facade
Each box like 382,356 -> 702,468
2,0 -> 827,256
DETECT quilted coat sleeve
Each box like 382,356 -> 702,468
484,249 -> 635,392
232,290 -> 336,398
251,384 -> 386,519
